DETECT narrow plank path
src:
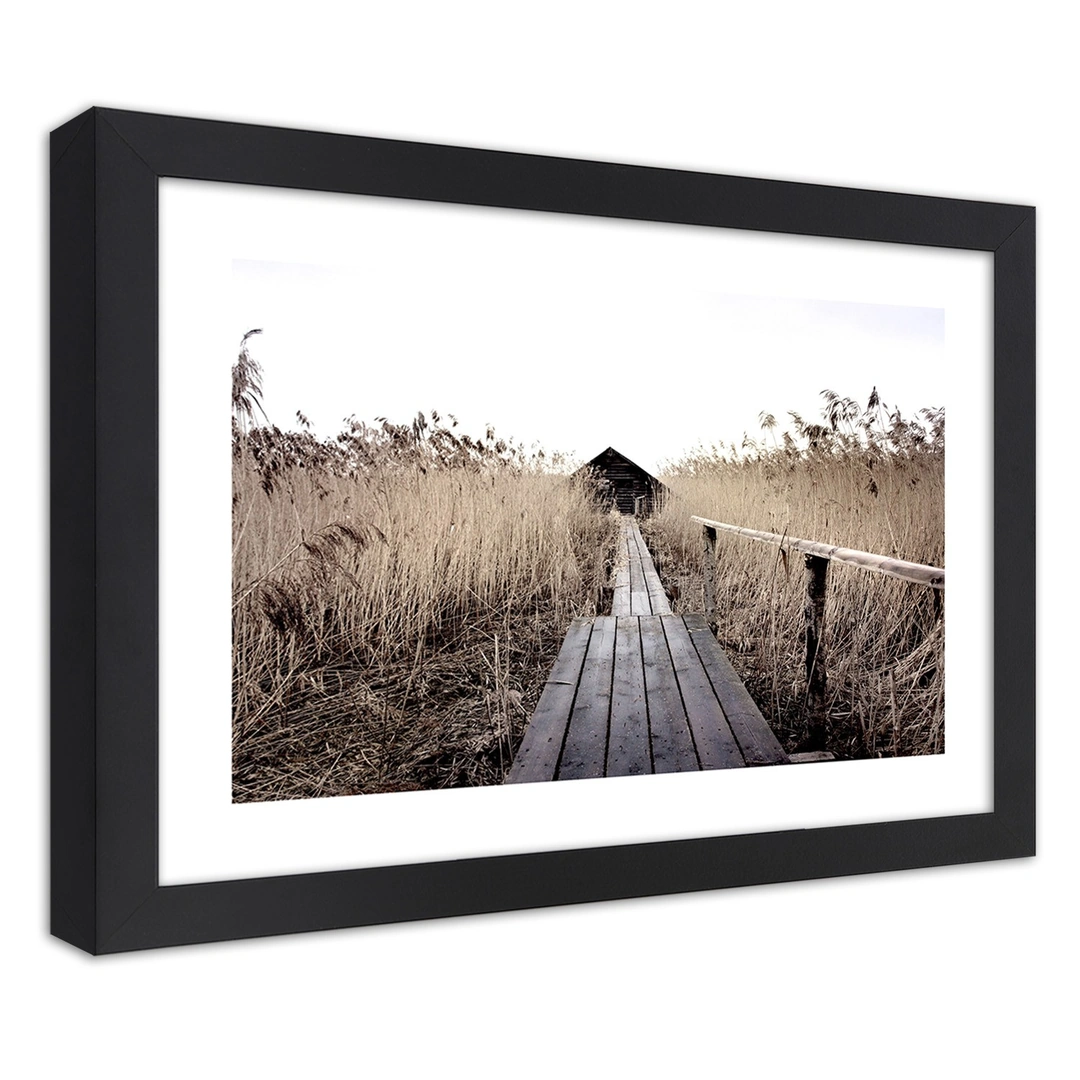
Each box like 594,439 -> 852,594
507,519 -> 787,784
611,518 -> 671,616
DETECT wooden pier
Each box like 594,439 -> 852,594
612,517 -> 671,616
506,519 -> 788,783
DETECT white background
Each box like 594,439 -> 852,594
5,3 -> 1070,1078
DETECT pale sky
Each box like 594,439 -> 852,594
219,183 -> 952,477
235,261 -> 944,476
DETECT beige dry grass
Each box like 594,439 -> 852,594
234,334 -> 942,793
232,426 -> 615,801
642,393 -> 944,758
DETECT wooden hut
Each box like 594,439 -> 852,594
576,447 -> 668,516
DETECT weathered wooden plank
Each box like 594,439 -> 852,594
639,615 -> 699,773
690,516 -> 945,589
611,527 -> 632,616
788,750 -> 836,763
645,577 -> 670,615
803,553 -> 829,746
701,524 -> 718,631
627,526 -> 651,615
639,570 -> 665,613
662,615 -> 743,770
606,616 -> 652,777
639,530 -> 671,615
684,613 -> 788,766
557,616 -> 617,780
505,618 -> 593,784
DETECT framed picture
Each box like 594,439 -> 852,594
51,107 -> 1034,954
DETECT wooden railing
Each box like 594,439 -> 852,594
691,515 -> 944,745
690,517 -> 945,589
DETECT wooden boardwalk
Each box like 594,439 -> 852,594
612,518 -> 671,616
507,521 -> 788,784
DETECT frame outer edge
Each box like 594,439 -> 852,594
93,115 -> 162,949
100,107 -> 1029,250
103,813 -> 1021,952
993,212 -> 1036,853
51,108 -> 1036,952
50,109 -> 99,953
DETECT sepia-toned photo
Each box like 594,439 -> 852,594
230,215 -> 945,803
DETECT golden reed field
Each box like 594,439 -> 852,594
233,335 -> 943,800
232,337 -> 615,800
642,393 -> 944,758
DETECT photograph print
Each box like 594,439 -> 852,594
228,191 -> 947,804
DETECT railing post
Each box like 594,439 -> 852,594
803,553 -> 829,746
702,524 -> 718,633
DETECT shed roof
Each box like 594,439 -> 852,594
576,446 -> 664,484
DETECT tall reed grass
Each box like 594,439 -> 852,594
232,338 -> 614,800
643,390 -> 945,758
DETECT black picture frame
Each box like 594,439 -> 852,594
50,107 -> 1035,954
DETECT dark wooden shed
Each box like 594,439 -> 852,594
576,447 -> 668,516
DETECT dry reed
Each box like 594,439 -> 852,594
643,390 -> 945,758
232,395 -> 615,800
